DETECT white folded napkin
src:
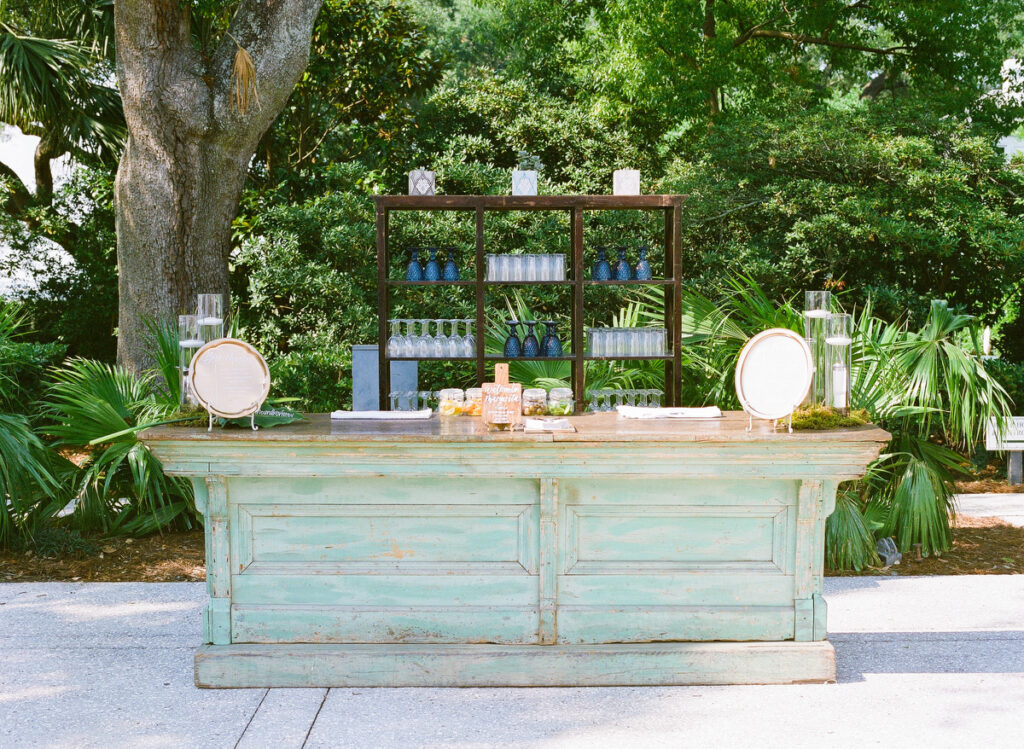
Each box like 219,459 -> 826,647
330,409 -> 433,420
616,405 -> 722,419
523,417 -> 576,432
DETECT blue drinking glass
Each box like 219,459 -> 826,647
503,320 -> 522,357
405,248 -> 424,281
541,321 -> 562,357
522,321 -> 540,358
614,247 -> 633,281
424,247 -> 442,282
592,246 -> 612,281
442,246 -> 461,282
634,245 -> 652,280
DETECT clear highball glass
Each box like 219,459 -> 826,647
826,313 -> 853,414
197,294 -> 225,341
178,314 -> 201,405
804,290 -> 832,405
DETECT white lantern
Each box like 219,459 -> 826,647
408,168 -> 435,196
512,170 -> 538,196
613,169 -> 641,195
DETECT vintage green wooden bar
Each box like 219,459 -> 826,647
140,412 -> 889,687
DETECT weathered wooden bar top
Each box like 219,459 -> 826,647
141,412 -> 889,687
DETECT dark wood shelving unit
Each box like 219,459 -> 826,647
375,194 -> 685,412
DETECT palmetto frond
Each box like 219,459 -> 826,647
626,278 -> 1012,565
0,21 -> 124,159
40,357 -> 194,534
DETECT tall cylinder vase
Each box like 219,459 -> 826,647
803,290 -> 831,406
826,313 -> 853,414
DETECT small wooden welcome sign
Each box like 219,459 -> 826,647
481,363 -> 522,430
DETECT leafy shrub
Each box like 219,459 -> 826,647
41,358 -> 196,535
660,100 -> 1024,327
0,303 -> 62,547
637,277 -> 1012,567
0,165 -> 119,361
826,490 -> 880,571
0,412 -> 60,547
25,526 -> 97,559
0,340 -> 67,408
987,359 -> 1024,413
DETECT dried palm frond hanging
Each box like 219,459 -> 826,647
228,34 -> 260,115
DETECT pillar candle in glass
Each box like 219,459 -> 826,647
178,314 -> 202,405
826,313 -> 853,414
197,294 -> 225,341
803,290 -> 831,405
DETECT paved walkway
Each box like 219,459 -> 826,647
2,577 -> 1023,748
956,493 -> 1024,527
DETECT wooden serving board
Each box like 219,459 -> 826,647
481,363 -> 522,428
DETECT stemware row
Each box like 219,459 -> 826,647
388,319 -> 476,359
587,389 -> 664,411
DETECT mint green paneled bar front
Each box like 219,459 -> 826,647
140,413 -> 889,687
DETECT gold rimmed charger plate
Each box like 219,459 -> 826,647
187,338 -> 270,419
735,328 -> 813,422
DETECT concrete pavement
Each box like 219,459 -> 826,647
955,493 -> 1024,527
1,577 -> 1023,749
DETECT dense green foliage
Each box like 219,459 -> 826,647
663,101 -> 1024,325
1,0 -> 1023,553
587,1 -> 1024,130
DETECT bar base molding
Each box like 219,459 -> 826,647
195,641 -> 836,688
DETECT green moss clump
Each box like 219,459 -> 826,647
792,405 -> 870,430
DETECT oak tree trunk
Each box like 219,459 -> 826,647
113,0 -> 323,370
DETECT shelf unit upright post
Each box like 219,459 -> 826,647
374,195 -> 686,413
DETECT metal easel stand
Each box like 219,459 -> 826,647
205,411 -> 259,431
747,414 -> 793,434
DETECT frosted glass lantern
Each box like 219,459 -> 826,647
408,168 -> 435,196
512,170 -> 537,196
613,169 -> 641,195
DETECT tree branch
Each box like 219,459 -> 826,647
732,17 -> 779,48
211,0 -> 325,141
0,158 -> 32,216
740,29 -> 909,55
34,132 -> 65,207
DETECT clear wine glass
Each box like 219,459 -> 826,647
431,319 -> 447,358
447,319 -> 463,358
417,319 -> 432,358
400,320 -> 416,357
387,320 -> 403,358
462,319 -> 476,358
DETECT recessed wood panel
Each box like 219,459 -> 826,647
562,504 -> 789,574
232,503 -> 538,576
227,477 -> 540,506
232,605 -> 538,645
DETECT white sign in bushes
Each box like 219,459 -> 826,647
986,417 -> 1024,485
986,417 -> 1024,450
